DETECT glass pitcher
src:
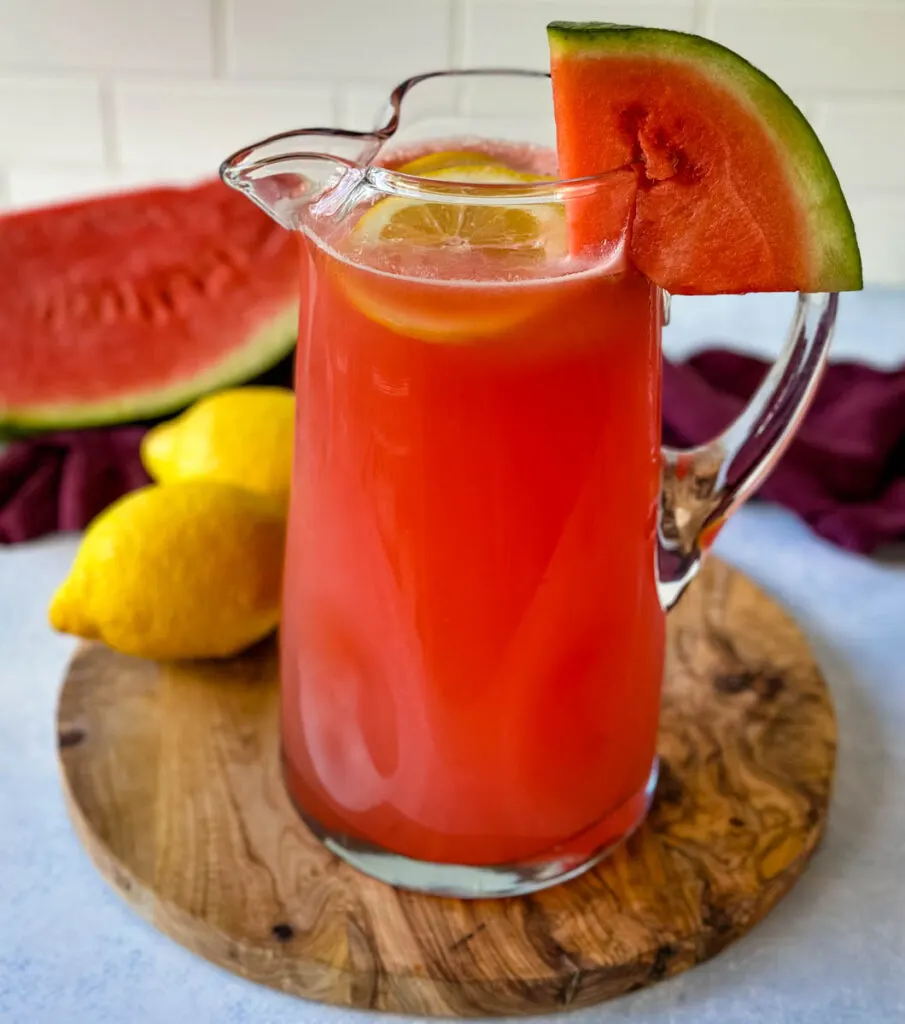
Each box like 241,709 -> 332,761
221,70 -> 836,899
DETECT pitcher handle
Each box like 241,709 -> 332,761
657,291 -> 837,610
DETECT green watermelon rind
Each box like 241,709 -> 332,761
0,304 -> 297,433
547,22 -> 863,292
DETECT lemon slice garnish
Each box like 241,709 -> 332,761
336,162 -> 566,344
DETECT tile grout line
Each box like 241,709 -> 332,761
808,97 -> 829,139
843,184 -> 905,200
331,81 -> 345,127
449,0 -> 467,69
332,76 -> 350,127
694,0 -> 716,37
211,0 -> 230,78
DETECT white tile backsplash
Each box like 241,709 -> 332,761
227,0 -> 453,79
463,1 -> 696,69
0,0 -> 213,74
0,77 -> 104,164
710,2 -> 905,93
844,193 -> 905,288
0,0 -> 902,285
818,97 -> 905,192
336,80 -> 400,133
113,80 -> 335,171
4,166 -> 209,211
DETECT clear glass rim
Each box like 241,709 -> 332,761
220,68 -> 633,203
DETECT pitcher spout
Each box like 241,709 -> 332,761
219,128 -> 382,230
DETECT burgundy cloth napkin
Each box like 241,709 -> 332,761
0,428 -> 150,544
662,352 -> 905,554
3,352 -> 905,554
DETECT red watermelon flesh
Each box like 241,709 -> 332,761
548,24 -> 862,294
0,179 -> 298,431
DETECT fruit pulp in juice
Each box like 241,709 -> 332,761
281,143 -> 665,866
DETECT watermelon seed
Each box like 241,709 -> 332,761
157,289 -> 177,317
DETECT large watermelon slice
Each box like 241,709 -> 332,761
0,180 -> 298,431
548,23 -> 862,294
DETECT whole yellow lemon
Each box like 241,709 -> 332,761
48,481 -> 285,660
141,387 -> 295,507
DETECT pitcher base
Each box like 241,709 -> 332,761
293,760 -> 659,899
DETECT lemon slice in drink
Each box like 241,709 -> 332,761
357,163 -> 560,242
355,165 -> 562,254
395,150 -> 509,175
337,164 -> 566,343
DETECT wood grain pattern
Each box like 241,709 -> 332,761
57,559 -> 836,1016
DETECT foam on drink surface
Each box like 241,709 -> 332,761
306,137 -> 629,294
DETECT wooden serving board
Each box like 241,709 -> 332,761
57,559 -> 836,1017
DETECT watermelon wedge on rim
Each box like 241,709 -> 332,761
548,23 -> 862,294
0,180 -> 298,433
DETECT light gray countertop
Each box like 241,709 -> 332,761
2,290 -> 904,1023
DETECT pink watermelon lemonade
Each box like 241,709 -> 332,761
280,141 -> 664,867
217,25 -> 860,894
